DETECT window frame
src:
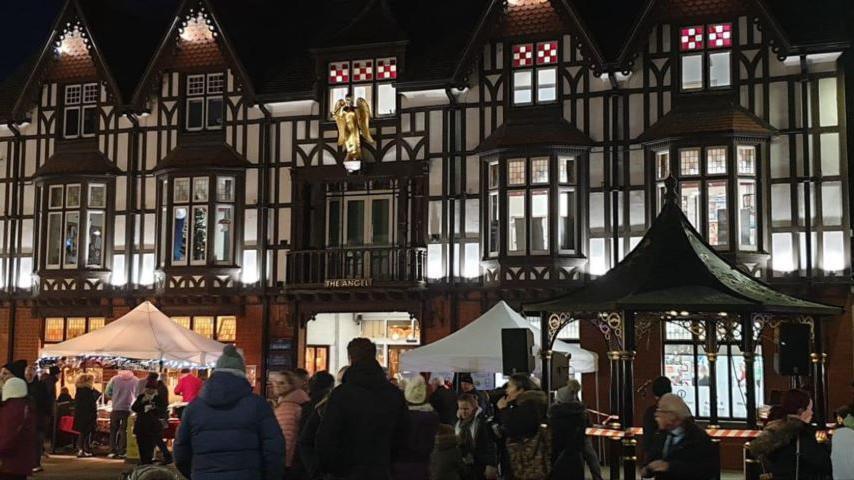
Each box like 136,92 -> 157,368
678,23 -> 734,92
40,179 -> 112,272
42,316 -> 107,343
509,41 -> 560,106
171,315 -> 237,342
327,57 -> 398,119
62,82 -> 99,139
184,72 -> 225,132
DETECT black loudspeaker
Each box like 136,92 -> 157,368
550,352 -> 570,390
775,324 -> 811,375
501,328 -> 535,375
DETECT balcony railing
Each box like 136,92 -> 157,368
287,246 -> 427,288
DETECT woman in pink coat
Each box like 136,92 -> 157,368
269,371 -> 309,471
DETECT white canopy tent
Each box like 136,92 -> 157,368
400,301 -> 598,374
40,301 -> 227,367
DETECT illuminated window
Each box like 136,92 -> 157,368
508,159 -> 526,185
216,316 -> 237,342
172,316 -> 191,330
164,175 -> 237,267
185,73 -> 224,131
706,147 -> 727,174
44,318 -> 65,343
680,23 -> 732,91
42,181 -> 110,270
43,316 -> 105,343
328,57 -> 397,117
680,149 -> 700,175
88,317 -> 105,331
63,83 -> 98,139
511,41 -> 558,105
192,316 -> 214,338
531,158 -> 549,184
66,317 -> 87,339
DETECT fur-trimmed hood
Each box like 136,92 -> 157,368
749,417 -> 807,457
516,389 -> 548,408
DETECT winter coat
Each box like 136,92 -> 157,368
455,414 -> 498,480
73,386 -> 101,433
0,397 -> 38,476
750,417 -> 832,480
106,371 -> 139,411
430,430 -> 467,480
132,392 -> 167,437
548,400 -> 587,479
316,359 -> 409,479
392,405 -> 440,480
298,396 -> 327,480
175,374 -> 204,403
642,403 -> 660,459
832,416 -> 854,480
273,388 -> 309,468
429,386 -> 458,425
174,371 -> 285,480
643,420 -> 716,480
500,390 -> 549,441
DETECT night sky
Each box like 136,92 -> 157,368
0,0 -> 63,82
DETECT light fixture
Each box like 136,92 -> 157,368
679,311 -> 689,317
343,160 -> 361,173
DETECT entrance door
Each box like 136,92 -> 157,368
304,345 -> 330,377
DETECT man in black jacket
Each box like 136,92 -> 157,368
642,376 -> 672,460
317,338 -> 409,479
642,393 -> 716,480
429,375 -> 458,425
455,393 -> 498,479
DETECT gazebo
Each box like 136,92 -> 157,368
524,177 -> 841,478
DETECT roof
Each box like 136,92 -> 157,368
478,116 -> 592,153
154,143 -> 252,171
524,178 -> 843,316
637,95 -> 776,143
35,148 -> 123,177
502,0 -> 565,37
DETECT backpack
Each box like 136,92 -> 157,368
507,424 -> 551,480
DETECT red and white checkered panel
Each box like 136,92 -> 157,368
512,43 -> 534,68
680,26 -> 705,51
376,57 -> 397,80
707,23 -> 733,49
536,41 -> 558,65
352,59 -> 374,82
329,61 -> 350,84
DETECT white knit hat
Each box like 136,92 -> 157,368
2,377 -> 27,401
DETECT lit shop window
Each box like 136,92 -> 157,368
328,57 -> 397,117
166,176 -> 237,266
185,73 -> 224,131
172,315 -> 236,342
43,317 -> 106,343
511,41 -> 558,105
680,23 -> 732,91
63,83 -> 98,139
43,182 -> 108,270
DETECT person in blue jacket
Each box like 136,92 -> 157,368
174,345 -> 285,480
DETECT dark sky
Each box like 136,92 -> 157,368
0,0 -> 63,82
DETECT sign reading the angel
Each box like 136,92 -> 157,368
333,95 -> 375,172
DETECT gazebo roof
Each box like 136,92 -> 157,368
525,178 -> 842,316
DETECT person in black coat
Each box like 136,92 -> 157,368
641,394 -> 716,480
548,385 -> 588,480
316,338 -> 409,479
430,376 -> 459,425
392,375 -> 440,480
72,374 -> 100,457
642,376 -> 672,460
298,371 -> 335,479
749,389 -> 832,480
455,393 -> 498,480
132,378 -> 167,465
459,373 -> 493,419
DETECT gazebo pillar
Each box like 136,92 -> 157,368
811,318 -> 827,427
621,311 -> 638,480
705,318 -> 720,427
539,312 -> 552,394
741,314 -> 758,429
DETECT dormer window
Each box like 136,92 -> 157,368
62,83 -> 98,139
679,23 -> 732,91
328,58 -> 397,117
511,41 -> 558,105
185,73 -> 224,131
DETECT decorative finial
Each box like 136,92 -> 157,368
664,175 -> 678,204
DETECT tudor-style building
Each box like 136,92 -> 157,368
0,0 -> 851,468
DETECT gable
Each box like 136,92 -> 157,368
168,9 -> 227,70
46,20 -> 98,82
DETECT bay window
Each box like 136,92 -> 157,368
510,41 -> 558,105
328,57 -> 397,117
679,23 -> 732,91
161,174 -> 239,267
185,73 -> 224,131
42,181 -> 110,271
62,83 -> 98,139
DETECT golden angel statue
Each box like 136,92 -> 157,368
333,95 -> 375,162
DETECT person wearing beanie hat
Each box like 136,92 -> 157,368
0,359 -> 27,382
174,345 -> 284,480
549,379 -> 593,480
132,376 -> 168,465
458,373 -> 493,418
0,377 -> 38,477
392,375 -> 439,480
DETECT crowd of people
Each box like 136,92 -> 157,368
1,346 -> 852,480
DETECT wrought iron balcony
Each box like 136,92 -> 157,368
286,246 -> 427,289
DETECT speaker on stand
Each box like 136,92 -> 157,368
774,323 -> 811,377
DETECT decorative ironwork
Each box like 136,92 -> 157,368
588,312 -> 624,349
